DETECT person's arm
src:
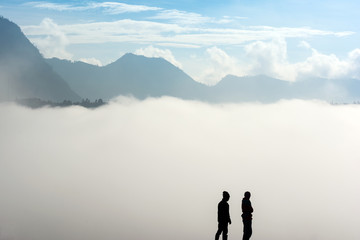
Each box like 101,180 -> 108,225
227,204 -> 231,224
249,201 -> 253,213
218,202 -> 222,222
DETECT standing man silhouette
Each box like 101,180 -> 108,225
241,191 -> 253,240
215,191 -> 232,240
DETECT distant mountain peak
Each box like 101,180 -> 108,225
47,51 -> 205,100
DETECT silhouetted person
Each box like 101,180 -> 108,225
241,191 -> 253,240
215,191 -> 232,240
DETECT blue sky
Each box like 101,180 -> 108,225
1,0 -> 360,84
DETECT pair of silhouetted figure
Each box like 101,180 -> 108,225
215,191 -> 253,240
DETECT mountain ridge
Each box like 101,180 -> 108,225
46,53 -> 208,101
48,54 -> 360,103
2,16 -> 360,104
0,16 -> 81,102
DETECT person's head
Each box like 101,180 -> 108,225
244,191 -> 251,199
222,191 -> 230,201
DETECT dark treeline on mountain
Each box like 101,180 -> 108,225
2,16 -> 360,105
16,98 -> 106,109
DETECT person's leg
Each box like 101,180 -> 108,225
215,223 -> 223,240
222,223 -> 228,240
248,220 -> 252,239
242,219 -> 252,240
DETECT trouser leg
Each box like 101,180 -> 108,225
215,229 -> 221,240
215,222 -> 223,240
222,226 -> 228,240
242,219 -> 252,240
216,223 -> 228,240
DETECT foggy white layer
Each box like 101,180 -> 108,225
0,97 -> 360,240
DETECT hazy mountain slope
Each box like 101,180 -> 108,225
291,77 -> 360,102
45,42 -> 360,103
208,75 -> 292,102
47,53 -> 208,100
105,53 -> 207,99
1,17 -> 358,103
0,16 -> 80,102
209,75 -> 360,103
45,58 -> 103,99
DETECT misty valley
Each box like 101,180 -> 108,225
1,13 -> 360,240
1,98 -> 360,240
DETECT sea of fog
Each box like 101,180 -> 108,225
0,97 -> 360,240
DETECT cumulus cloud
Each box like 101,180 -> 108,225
348,49 -> 360,79
195,41 -> 296,84
296,50 -> 349,79
250,39 -> 360,82
0,98 -> 360,240
205,39 -> 360,82
195,46 -> 244,85
28,18 -> 73,60
134,45 -> 183,69
295,46 -> 360,80
244,38 -> 297,81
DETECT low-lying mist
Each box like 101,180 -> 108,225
0,97 -> 359,240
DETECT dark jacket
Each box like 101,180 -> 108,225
241,198 -> 253,220
218,200 -> 231,223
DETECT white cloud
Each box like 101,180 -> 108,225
89,2 -> 161,14
134,45 -> 182,69
30,18 -> 73,60
150,9 -> 211,25
1,99 -> 360,240
157,42 -> 201,49
20,19 -> 359,82
348,49 -> 360,79
294,45 -> 360,80
298,40 -> 311,49
22,19 -> 352,47
296,50 -> 349,79
195,46 -> 244,85
26,1 -> 161,14
22,19 -> 186,45
78,57 -> 103,66
195,40 -> 360,84
244,38 -> 297,81
248,26 -> 354,38
234,39 -> 360,82
150,10 -> 248,26
25,2 -> 78,11
216,16 -> 248,24
195,41 -> 295,84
